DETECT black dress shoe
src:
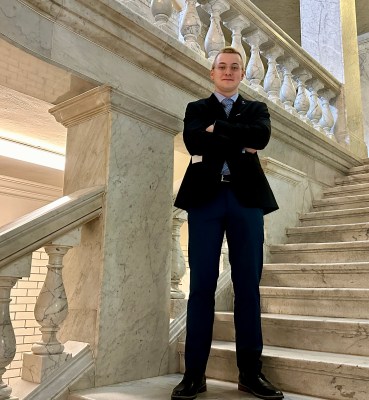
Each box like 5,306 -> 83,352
238,372 -> 283,400
171,374 -> 207,400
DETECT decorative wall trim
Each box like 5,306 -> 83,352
261,157 -> 307,186
0,175 -> 62,202
50,85 -> 182,136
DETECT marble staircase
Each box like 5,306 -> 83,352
177,161 -> 369,399
68,163 -> 369,399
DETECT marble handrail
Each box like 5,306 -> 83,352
177,0 -> 341,139
0,186 -> 104,398
0,186 -> 105,269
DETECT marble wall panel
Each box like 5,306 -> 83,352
94,112 -> 172,385
359,33 -> 369,155
300,0 -> 366,157
50,24 -> 193,124
0,0 -> 53,58
262,159 -> 324,262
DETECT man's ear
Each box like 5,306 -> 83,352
210,68 -> 214,81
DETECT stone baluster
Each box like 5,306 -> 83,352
307,79 -> 324,133
22,229 -> 81,383
262,45 -> 284,104
319,89 -> 336,139
201,0 -> 230,60
221,238 -> 230,271
151,0 -> 173,27
293,68 -> 312,124
171,209 -> 188,299
0,277 -> 19,400
223,15 -> 250,80
31,244 -> 70,356
243,29 -> 268,94
179,0 -> 202,54
279,56 -> 299,114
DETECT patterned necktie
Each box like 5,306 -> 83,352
222,98 -> 233,117
221,98 -> 233,175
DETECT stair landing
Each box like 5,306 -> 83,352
68,374 -> 322,400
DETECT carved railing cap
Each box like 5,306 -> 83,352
0,186 -> 105,269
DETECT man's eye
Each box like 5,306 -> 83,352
232,66 -> 240,71
219,66 -> 226,70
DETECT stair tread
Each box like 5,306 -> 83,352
287,221 -> 369,231
264,261 -> 369,267
209,342 -> 369,367
301,206 -> 369,217
68,374 -> 320,400
215,311 -> 369,325
261,286 -> 369,292
270,241 -> 369,250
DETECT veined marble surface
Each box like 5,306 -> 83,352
359,33 -> 369,155
55,86 -> 173,386
300,0 -> 344,82
69,374 -> 322,400
300,0 -> 366,156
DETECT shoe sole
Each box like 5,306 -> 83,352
171,383 -> 207,400
238,382 -> 284,400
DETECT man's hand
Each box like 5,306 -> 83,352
244,147 -> 257,154
205,124 -> 214,133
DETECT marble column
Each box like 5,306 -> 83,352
300,0 -> 367,157
49,85 -> 173,386
359,33 -> 369,155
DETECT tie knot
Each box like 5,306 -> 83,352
222,98 -> 233,117
222,98 -> 233,107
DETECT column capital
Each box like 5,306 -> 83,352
50,85 -> 181,136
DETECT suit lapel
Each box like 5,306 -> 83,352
229,95 -> 250,118
207,94 -> 227,119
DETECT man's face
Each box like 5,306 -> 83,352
210,53 -> 244,97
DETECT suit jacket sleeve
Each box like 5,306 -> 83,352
183,101 -> 232,155
213,101 -> 271,150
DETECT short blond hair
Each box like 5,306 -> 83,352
211,47 -> 244,69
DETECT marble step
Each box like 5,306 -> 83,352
269,241 -> 369,263
285,223 -> 369,243
68,373 -> 322,400
213,312 -> 369,356
312,193 -> 369,211
261,262 -> 369,288
335,173 -> 369,185
178,342 -> 369,400
299,207 -> 369,226
260,287 -> 369,318
323,182 -> 369,198
348,163 -> 369,175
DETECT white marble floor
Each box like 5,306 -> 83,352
69,374 -> 324,400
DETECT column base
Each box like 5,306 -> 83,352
170,298 -> 187,319
22,351 -> 72,383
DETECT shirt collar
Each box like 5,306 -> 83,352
214,92 -> 239,103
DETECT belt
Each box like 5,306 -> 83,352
220,174 -> 231,183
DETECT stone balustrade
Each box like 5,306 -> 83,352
0,187 -> 104,398
151,0 -> 341,140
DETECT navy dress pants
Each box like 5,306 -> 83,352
184,185 -> 264,378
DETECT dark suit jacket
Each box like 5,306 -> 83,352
174,93 -> 278,215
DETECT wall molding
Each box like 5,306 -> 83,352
0,175 -> 62,202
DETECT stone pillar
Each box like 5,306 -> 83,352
49,85 -> 173,386
300,0 -> 367,157
359,33 -> 369,155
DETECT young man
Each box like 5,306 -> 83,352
172,47 -> 283,400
